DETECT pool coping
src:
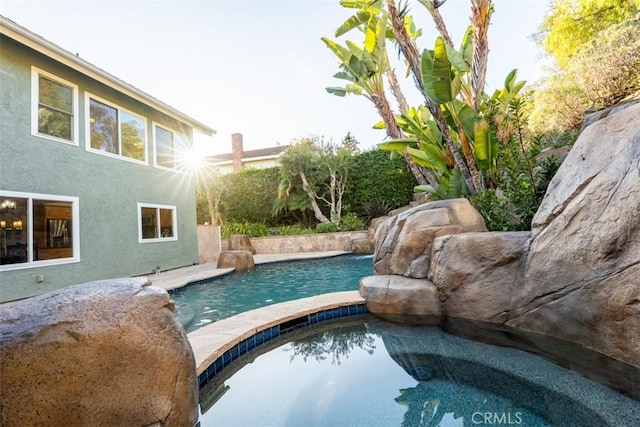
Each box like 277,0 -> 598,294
148,251 -> 352,292
186,290 -> 366,388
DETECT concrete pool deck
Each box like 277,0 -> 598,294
145,251 -> 365,376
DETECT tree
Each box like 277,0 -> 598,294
278,137 -> 353,226
535,0 -> 640,69
323,6 -> 436,187
531,13 -> 640,133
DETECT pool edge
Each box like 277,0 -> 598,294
186,290 -> 366,387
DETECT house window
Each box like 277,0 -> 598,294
0,192 -> 79,270
138,203 -> 177,242
87,95 -> 146,162
31,67 -> 78,144
153,123 -> 190,170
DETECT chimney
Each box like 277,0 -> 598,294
231,133 -> 243,172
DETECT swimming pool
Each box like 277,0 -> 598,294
197,316 -> 640,427
172,255 -> 373,333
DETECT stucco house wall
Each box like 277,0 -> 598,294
0,20 -> 215,302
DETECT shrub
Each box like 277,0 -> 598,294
267,225 -> 315,236
339,212 -> 365,231
346,149 -> 417,217
222,221 -> 268,238
315,222 -> 338,233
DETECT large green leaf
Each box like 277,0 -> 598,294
446,45 -> 470,74
332,71 -> 355,82
335,10 -> 371,37
372,120 -> 386,129
474,119 -> 493,170
444,99 -> 478,142
326,87 -> 348,97
378,139 -> 414,150
339,0 -> 370,9
460,26 -> 473,66
421,37 -> 453,104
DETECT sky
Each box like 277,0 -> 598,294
1,0 -> 551,155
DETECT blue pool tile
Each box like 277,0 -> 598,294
239,340 -> 248,354
309,313 -> 318,324
340,306 -> 349,317
271,326 -> 280,337
231,345 -> 239,359
357,304 -> 366,314
318,311 -> 326,322
255,332 -> 264,346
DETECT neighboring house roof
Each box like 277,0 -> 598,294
209,146 -> 287,163
0,15 -> 216,136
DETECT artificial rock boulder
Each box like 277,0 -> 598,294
228,234 -> 256,254
0,278 -> 198,427
373,198 -> 487,278
429,231 -> 531,322
507,102 -> 640,367
217,250 -> 255,270
361,102 -> 640,388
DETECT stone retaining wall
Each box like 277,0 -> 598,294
197,228 -> 369,260
248,231 -> 369,254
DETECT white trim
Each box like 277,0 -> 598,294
84,92 -> 148,165
152,122 -> 191,173
137,202 -> 178,243
152,122 -> 176,171
31,66 -> 79,146
0,190 -> 80,272
3,17 -> 215,136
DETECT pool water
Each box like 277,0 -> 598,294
198,316 -> 640,427
172,255 -> 373,333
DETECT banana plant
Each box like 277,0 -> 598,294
421,31 -> 495,186
414,166 -> 470,200
322,14 -> 391,126
378,106 -> 453,176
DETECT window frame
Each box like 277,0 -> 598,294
137,203 -> 178,243
31,66 -> 79,145
152,122 -> 190,172
0,190 -> 80,272
85,92 -> 148,164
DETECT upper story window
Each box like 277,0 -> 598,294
31,67 -> 79,145
153,123 -> 190,171
138,203 -> 177,243
0,191 -> 80,271
87,94 -> 147,163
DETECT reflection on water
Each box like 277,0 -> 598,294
285,326 -> 376,365
198,316 -> 640,427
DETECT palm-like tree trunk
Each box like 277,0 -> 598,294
385,0 -> 477,195
422,0 -> 454,46
470,0 -> 493,110
386,63 -> 409,114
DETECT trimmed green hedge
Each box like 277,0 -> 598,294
346,149 -> 417,217
197,149 -> 417,227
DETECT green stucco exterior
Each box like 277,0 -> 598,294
0,35 -> 204,302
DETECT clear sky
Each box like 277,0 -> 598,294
1,0 -> 550,154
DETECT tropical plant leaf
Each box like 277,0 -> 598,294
421,37 -> 453,104
335,10 -> 371,37
474,119 -> 493,170
326,87 -> 348,96
378,139 -> 414,150
460,26 -> 473,66
446,45 -> 470,74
